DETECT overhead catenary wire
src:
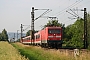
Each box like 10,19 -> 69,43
68,17 -> 77,20
33,0 -> 84,29
44,0 -> 83,26
34,9 -> 52,21
70,9 -> 80,18
51,0 -> 83,26
56,0 -> 83,16
34,0 -> 82,20
22,25 -> 30,32
56,1 -> 78,16
66,8 -> 83,20
66,10 -> 77,17
63,18 -> 76,25
34,0 -> 83,22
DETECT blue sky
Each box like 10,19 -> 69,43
0,0 -> 90,33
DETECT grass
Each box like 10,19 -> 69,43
11,42 -> 74,60
11,43 -> 52,60
11,42 -> 90,60
0,41 -> 28,60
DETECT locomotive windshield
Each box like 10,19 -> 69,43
48,29 -> 60,34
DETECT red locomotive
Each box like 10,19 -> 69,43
21,26 -> 62,48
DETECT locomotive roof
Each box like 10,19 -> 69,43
45,26 -> 62,29
41,26 -> 62,30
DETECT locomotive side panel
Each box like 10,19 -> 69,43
34,31 -> 41,45
41,28 -> 47,43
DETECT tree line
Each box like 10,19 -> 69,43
0,29 -> 8,41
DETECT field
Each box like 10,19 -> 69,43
0,41 -> 90,60
11,42 -> 90,60
0,41 -> 28,60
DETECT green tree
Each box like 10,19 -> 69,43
26,30 -> 38,36
0,33 -> 2,40
87,13 -> 90,49
64,19 -> 84,49
26,30 -> 31,36
1,29 -> 8,41
44,20 -> 63,27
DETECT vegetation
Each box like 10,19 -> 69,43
0,29 -> 8,41
12,42 -> 90,60
26,30 -> 38,36
64,13 -> 90,49
26,30 -> 31,36
87,13 -> 90,49
11,42 -> 72,60
64,18 -> 84,49
44,20 -> 64,27
0,41 -> 28,60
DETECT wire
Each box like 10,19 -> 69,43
70,9 -> 80,17
54,0 -> 83,26
63,18 -> 76,25
34,9 -> 52,21
53,0 -> 83,16
66,10 -> 77,17
22,25 -> 30,32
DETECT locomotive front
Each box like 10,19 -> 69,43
47,27 -> 62,48
41,27 -> 62,48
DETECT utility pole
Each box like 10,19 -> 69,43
21,24 -> 23,42
14,33 -> 15,41
17,30 -> 18,40
17,30 -> 19,40
84,8 -> 87,49
31,7 -> 34,44
30,7 -> 51,44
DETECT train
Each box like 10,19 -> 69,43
21,26 -> 63,48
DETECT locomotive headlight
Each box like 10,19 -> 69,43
48,38 -> 50,40
54,34 -> 55,35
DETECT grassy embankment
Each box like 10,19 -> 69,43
11,42 -> 90,60
0,41 -> 28,60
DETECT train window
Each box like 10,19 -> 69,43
36,34 -> 40,39
48,29 -> 60,34
29,37 -> 30,40
55,29 -> 60,33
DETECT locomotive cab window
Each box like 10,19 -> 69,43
36,34 -> 40,39
48,29 -> 60,34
